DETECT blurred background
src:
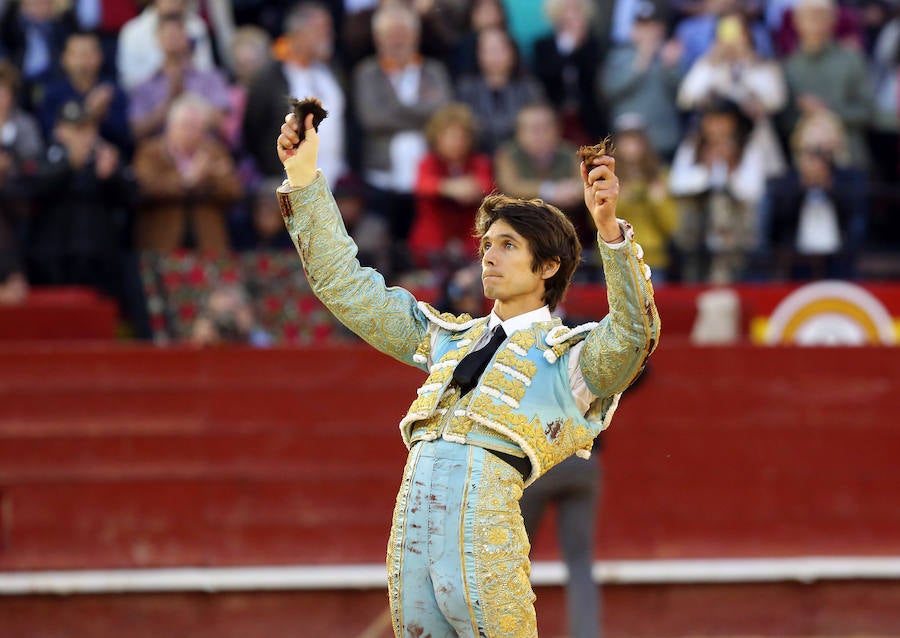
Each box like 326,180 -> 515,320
0,0 -> 899,635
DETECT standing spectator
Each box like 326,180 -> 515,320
456,26 -> 545,154
611,114 -> 679,281
0,0 -> 77,105
243,2 -> 346,184
0,61 -> 43,304
410,103 -> 493,268
352,3 -> 452,249
533,0 -> 603,145
780,0 -> 873,169
127,11 -> 231,142
133,94 -> 242,253
116,0 -> 216,92
37,30 -> 131,156
668,99 -> 768,283
601,2 -> 684,160
494,102 -> 590,245
677,11 -> 788,177
521,448 -> 602,638
762,111 -> 867,280
27,100 -> 133,311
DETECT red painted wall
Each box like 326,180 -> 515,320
1,342 -> 898,570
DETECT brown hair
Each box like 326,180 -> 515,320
474,194 -> 581,311
424,102 -> 477,148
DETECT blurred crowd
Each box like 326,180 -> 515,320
0,0 -> 898,341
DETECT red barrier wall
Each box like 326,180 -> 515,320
1,342 -> 899,570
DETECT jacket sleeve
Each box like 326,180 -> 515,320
579,222 -> 660,397
277,171 -> 430,367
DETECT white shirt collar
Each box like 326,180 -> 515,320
488,306 -> 552,335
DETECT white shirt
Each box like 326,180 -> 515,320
284,62 -> 347,185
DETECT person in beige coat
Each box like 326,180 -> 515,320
133,94 -> 242,253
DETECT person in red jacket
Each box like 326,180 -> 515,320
410,102 -> 493,269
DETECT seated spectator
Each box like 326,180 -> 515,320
352,3 -> 452,252
410,103 -> 493,268
494,102 -> 590,245
239,176 -> 296,251
71,0 -> 141,77
449,0 -> 509,79
0,0 -> 77,106
611,113 -> 678,282
26,100 -> 134,315
869,5 -> 900,182
601,2 -> 684,160
243,2 -> 346,184
456,26 -> 544,154
674,0 -> 774,71
762,110 -> 867,280
341,0 -> 467,73
668,99 -> 768,283
222,25 -> 272,153
116,0 -> 215,91
533,0 -> 603,145
128,11 -> 231,142
37,30 -> 131,157
0,61 -> 43,304
677,11 -> 787,177
779,0 -> 873,169
191,283 -> 272,347
133,94 -> 242,253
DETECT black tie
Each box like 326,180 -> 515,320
453,325 -> 507,395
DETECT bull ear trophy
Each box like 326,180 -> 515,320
290,97 -> 329,132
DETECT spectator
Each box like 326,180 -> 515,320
116,0 -> 216,91
762,110 -> 867,280
601,1 -> 684,160
127,11 -> 231,142
71,0 -> 141,77
869,5 -> 900,182
0,61 -> 43,304
677,11 -> 787,177
780,0 -> 873,169
456,26 -> 545,154
352,2 -> 452,251
191,283 -> 272,347
595,0 -> 670,48
241,176 -> 296,250
449,0 -> 509,79
494,102 -> 590,245
611,113 -> 679,281
37,30 -> 131,156
222,25 -> 272,152
533,0 -> 603,145
0,0 -> 77,105
243,2 -> 346,184
410,103 -> 493,269
26,100 -> 133,313
133,94 -> 242,253
341,0 -> 468,73
668,99 -> 768,283
673,0 -> 774,71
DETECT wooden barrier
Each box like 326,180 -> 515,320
1,342 -> 899,636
